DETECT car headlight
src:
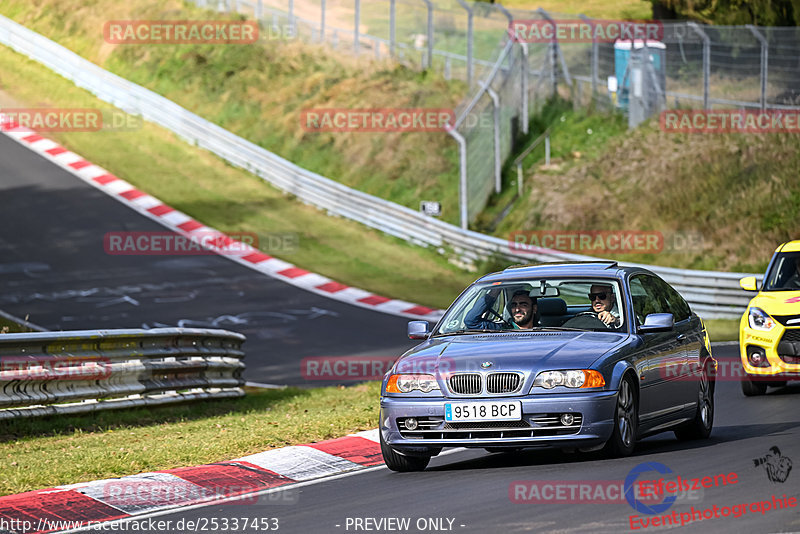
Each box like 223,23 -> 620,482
532,370 -> 605,390
386,374 -> 440,393
748,307 -> 776,331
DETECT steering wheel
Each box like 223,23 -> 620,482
486,307 -> 519,330
562,311 -> 610,329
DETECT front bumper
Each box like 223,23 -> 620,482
740,325 -> 800,378
380,390 -> 616,453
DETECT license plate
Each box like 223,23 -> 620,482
444,401 -> 522,422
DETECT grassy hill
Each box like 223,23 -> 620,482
488,99 -> 800,273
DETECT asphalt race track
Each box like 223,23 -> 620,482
0,134 -> 415,385
72,356 -> 800,534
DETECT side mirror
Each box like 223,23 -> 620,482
638,313 -> 674,334
408,321 -> 431,340
739,276 -> 758,292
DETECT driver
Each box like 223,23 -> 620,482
781,256 -> 800,289
464,288 -> 538,330
588,284 -> 621,328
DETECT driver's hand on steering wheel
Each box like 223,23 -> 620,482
597,311 -> 617,326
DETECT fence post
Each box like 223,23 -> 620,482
446,127 -> 469,230
288,0 -> 295,36
354,0 -> 360,54
520,42 -> 529,134
256,0 -> 263,21
456,0 -> 474,86
689,22 -> 710,110
486,86 -> 502,194
747,25 -> 768,110
545,133 -> 550,165
537,9 -> 558,97
419,0 -> 434,69
579,14 -> 598,96
390,0 -> 396,57
320,0 -> 326,41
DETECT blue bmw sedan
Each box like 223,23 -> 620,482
380,261 -> 716,471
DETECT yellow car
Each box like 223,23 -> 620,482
738,240 -> 800,396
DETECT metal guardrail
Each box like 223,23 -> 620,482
0,16 -> 757,319
0,328 -> 245,419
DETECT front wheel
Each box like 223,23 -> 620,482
603,376 -> 637,457
380,431 -> 431,472
741,375 -> 768,396
675,364 -> 714,440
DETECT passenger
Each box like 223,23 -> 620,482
588,284 -> 621,328
464,288 -> 538,330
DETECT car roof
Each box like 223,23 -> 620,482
476,261 -> 654,283
776,240 -> 800,253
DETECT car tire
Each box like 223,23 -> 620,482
603,375 -> 637,458
380,431 -> 431,472
674,364 -> 714,441
741,375 -> 768,396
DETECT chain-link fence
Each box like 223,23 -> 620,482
198,0 -> 800,227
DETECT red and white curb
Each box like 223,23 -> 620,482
0,430 -> 384,533
0,120 -> 444,321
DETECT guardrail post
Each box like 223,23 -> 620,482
320,0 -> 326,41
354,0 -> 360,54
446,127 -> 469,230
747,25 -> 768,110
456,0 -> 474,86
485,86 -> 502,194
689,22 -> 710,110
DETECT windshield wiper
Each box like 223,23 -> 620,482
432,329 -> 501,337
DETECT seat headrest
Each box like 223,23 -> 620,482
538,297 -> 567,316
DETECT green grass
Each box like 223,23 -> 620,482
499,0 -> 652,19
0,0 -> 467,225
0,383 -> 381,496
704,319 -> 740,343
0,42 -> 484,310
489,98 -> 800,273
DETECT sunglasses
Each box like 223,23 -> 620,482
588,292 -> 608,301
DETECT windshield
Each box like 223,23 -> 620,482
763,252 -> 800,291
435,278 -> 625,335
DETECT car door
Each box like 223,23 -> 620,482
658,278 -> 704,409
629,274 -> 686,425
